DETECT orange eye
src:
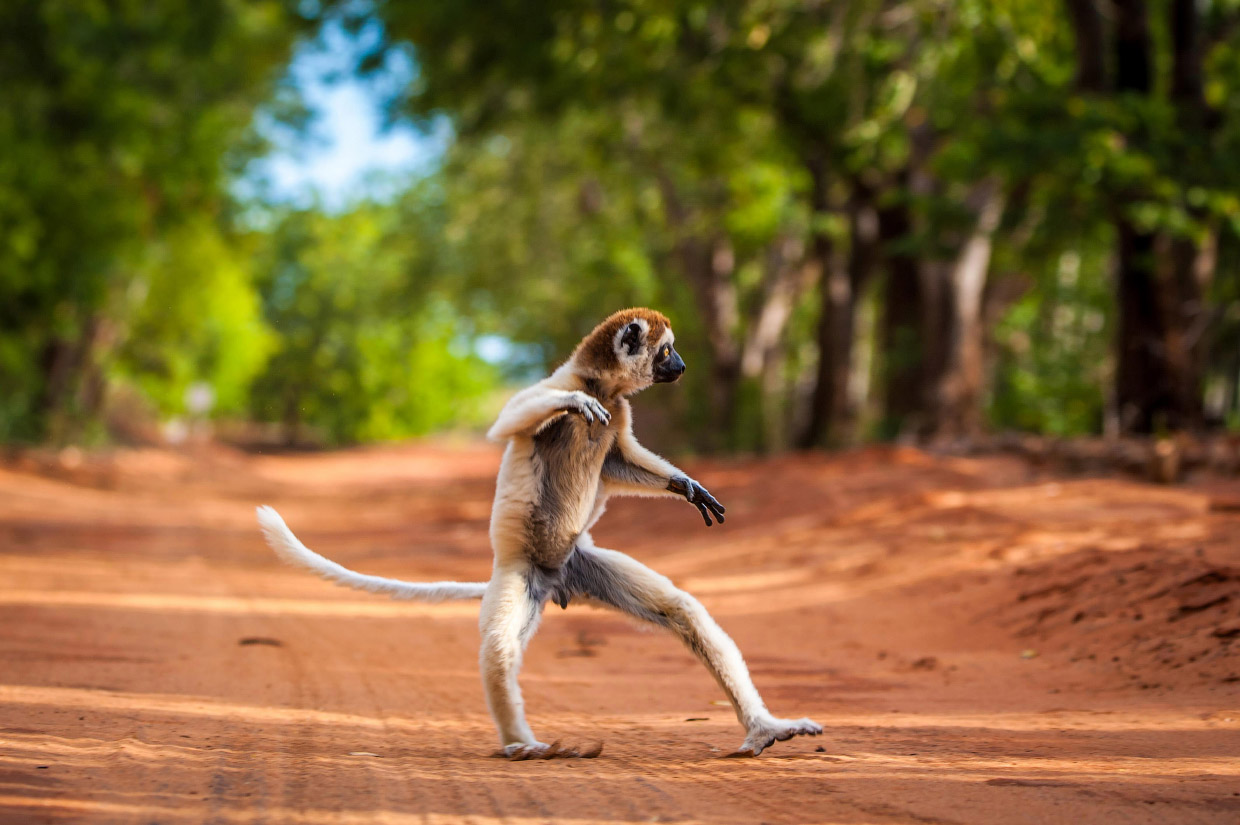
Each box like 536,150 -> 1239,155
663,346 -> 670,357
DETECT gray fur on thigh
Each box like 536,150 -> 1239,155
525,547 -> 671,628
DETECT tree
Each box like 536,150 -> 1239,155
1063,0 -> 1240,433
0,0 -> 321,441
369,0 -> 1103,447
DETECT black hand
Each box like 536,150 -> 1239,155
668,475 -> 727,526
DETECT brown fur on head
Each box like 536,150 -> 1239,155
572,308 -> 682,396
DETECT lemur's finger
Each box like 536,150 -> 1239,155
690,482 -> 726,523
698,487 -> 725,514
694,500 -> 713,526
700,493 -> 725,519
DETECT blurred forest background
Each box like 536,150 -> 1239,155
3,0 -> 1240,454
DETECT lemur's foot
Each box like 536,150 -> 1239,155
493,740 -> 604,760
728,717 -> 823,757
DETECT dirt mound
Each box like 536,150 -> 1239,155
999,546 -> 1239,687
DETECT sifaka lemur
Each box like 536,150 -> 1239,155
258,308 -> 821,758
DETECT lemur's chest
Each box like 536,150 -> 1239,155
530,411 -> 615,486
525,410 -> 616,567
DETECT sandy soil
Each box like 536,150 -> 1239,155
0,442 -> 1237,824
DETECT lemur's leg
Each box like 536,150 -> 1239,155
478,563 -> 544,753
561,542 -> 822,756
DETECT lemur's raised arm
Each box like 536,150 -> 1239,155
601,400 -> 725,526
486,382 -> 612,441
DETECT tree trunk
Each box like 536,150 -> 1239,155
797,154 -> 834,448
1170,0 -> 1203,113
840,185 -> 881,441
799,178 -> 879,447
654,169 -> 745,448
1165,0 -> 1216,426
741,234 -> 811,450
877,186 -> 923,438
678,236 -> 743,447
930,180 -> 1006,438
282,385 -> 303,446
1114,222 -> 1172,432
1162,228 -> 1214,426
740,235 -> 807,382
800,232 -> 842,448
1109,0 -> 1205,432
1114,0 -> 1152,94
1064,0 -> 1107,91
1112,220 -> 1205,433
40,311 -> 103,444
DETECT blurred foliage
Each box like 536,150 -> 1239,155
0,0 -> 497,446
0,0 -> 319,442
115,218 -> 275,418
991,246 -> 1114,436
370,0 -> 1240,444
247,203 -> 497,445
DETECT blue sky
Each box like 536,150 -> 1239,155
242,20 -> 449,210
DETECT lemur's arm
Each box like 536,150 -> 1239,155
601,401 -> 726,526
486,383 -> 611,441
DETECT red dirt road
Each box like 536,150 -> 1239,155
1,443 -> 1238,824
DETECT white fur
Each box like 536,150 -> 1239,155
478,561 -> 543,747
256,506 -> 487,601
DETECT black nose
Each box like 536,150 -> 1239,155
655,352 -> 686,383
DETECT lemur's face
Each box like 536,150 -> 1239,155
576,308 -> 681,395
613,316 -> 685,390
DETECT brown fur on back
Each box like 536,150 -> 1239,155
575,308 -> 670,372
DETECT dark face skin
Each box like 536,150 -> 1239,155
652,341 -> 686,383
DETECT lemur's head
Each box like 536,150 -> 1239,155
574,308 -> 685,395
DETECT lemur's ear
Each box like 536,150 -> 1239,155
618,322 -> 644,356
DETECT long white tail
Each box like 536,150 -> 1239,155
256,505 -> 487,602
